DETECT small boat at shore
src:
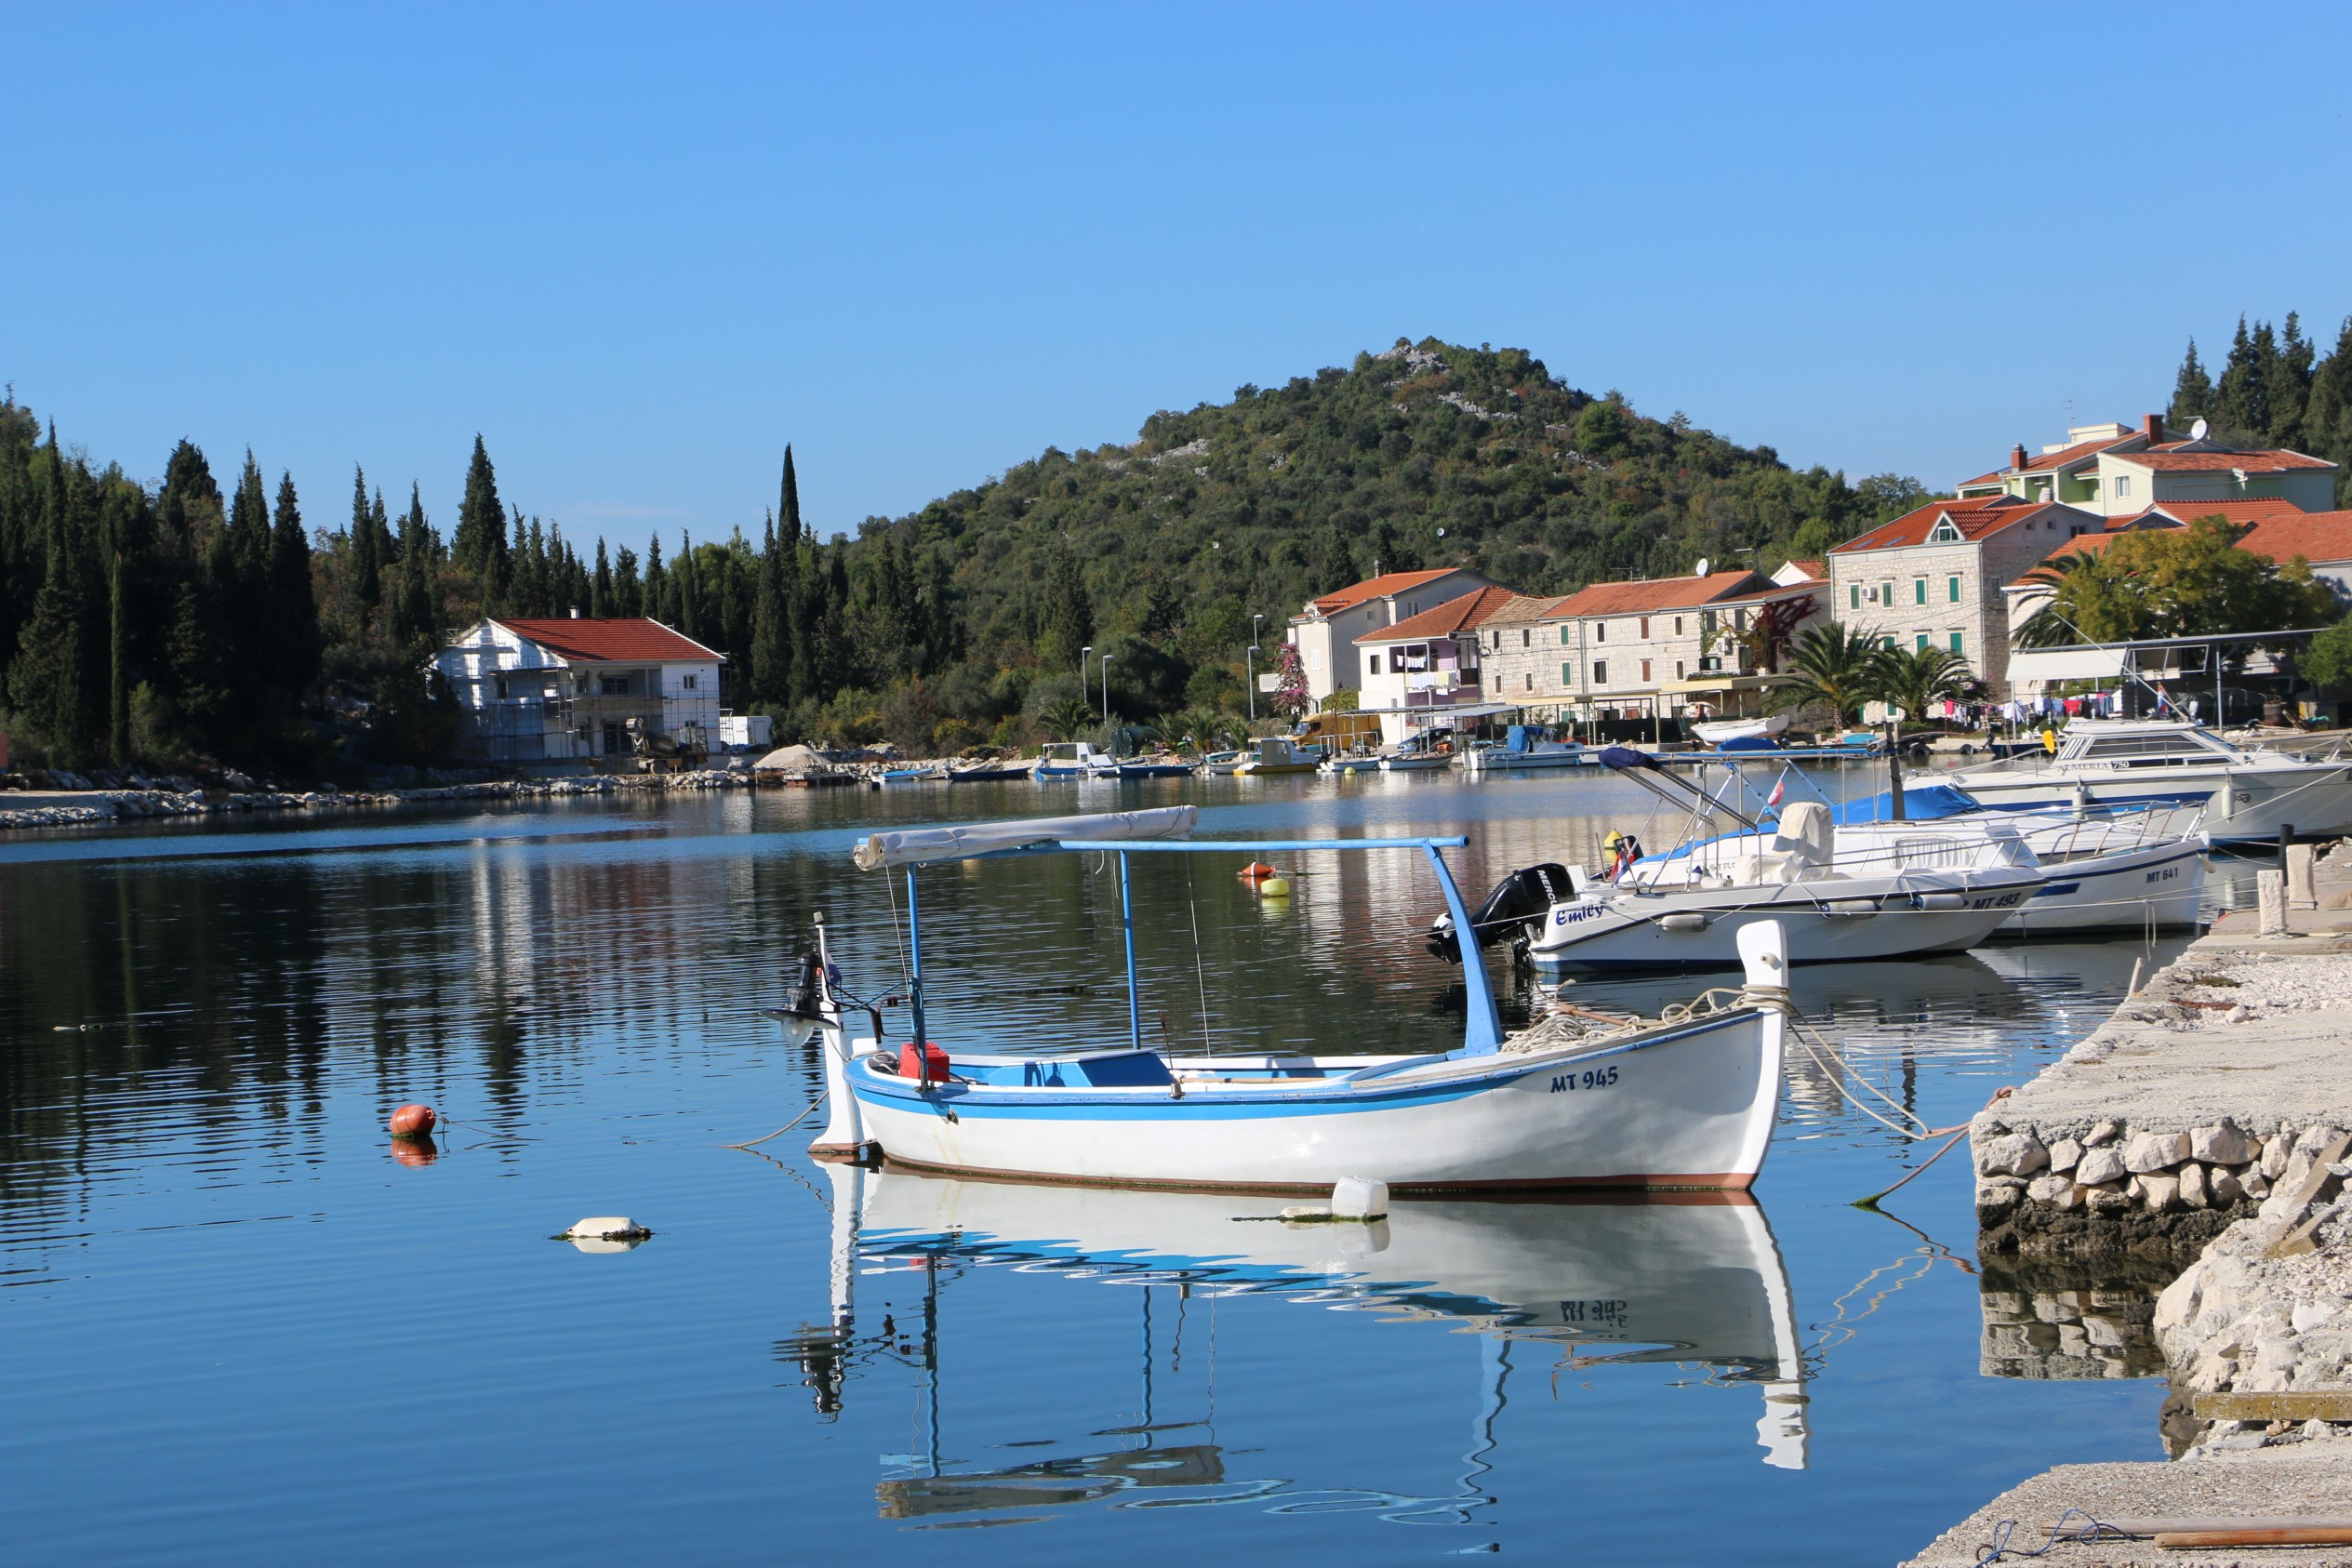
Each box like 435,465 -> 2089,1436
947,762 -> 1032,782
797,806 -> 1790,1192
1689,713 -> 1789,746
1033,741 -> 1112,780
1232,737 -> 1320,776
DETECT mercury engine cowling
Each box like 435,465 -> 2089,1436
1425,862 -> 1575,963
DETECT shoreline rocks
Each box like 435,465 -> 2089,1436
0,768 -> 769,832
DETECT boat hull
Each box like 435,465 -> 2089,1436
1946,764 -> 2352,843
1528,875 -> 2038,971
2005,837 -> 2208,934
1379,753 -> 1454,772
848,1007 -> 1784,1193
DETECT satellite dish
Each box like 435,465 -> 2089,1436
2190,418 -> 2210,441
1694,557 -> 1710,577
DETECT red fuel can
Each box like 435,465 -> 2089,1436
898,1042 -> 951,1083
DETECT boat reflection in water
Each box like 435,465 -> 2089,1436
784,1164 -> 1809,1529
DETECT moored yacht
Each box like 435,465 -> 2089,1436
1941,719 -> 2352,843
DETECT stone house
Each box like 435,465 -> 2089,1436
1827,497 -> 2100,700
1349,586 -> 1519,745
1954,414 -> 2339,520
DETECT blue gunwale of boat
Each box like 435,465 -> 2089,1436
846,1012 -> 1743,1119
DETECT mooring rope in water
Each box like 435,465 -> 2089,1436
721,1095 -> 825,1149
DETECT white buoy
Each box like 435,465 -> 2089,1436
560,1216 -> 652,1254
1330,1176 -> 1389,1220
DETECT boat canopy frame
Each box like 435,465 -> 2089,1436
851,814 -> 1504,1059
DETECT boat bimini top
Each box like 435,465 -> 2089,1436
847,805 -> 1508,1057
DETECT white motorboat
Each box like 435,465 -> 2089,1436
799,806 -> 1791,1192
1318,751 -> 1384,775
1443,751 -> 2044,972
1199,748 -> 1245,775
1232,736 -> 1321,775
1941,719 -> 2352,844
1640,785 -> 2210,937
1379,750 -> 1454,772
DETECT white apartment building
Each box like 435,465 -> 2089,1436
1285,566 -> 1497,702
434,616 -> 725,763
1349,586 -> 1518,745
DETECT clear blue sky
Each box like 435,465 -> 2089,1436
6,3 -> 2348,552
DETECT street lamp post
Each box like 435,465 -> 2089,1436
1100,655 -> 1115,722
1250,614 -> 1267,722
1081,644 -> 1093,708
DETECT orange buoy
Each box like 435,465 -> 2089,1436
389,1103 -> 438,1138
1239,861 -> 1278,882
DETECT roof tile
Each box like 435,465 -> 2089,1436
1308,568 -> 1463,614
1352,586 -> 1522,644
495,618 -> 725,663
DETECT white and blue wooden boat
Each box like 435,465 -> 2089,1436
1033,741 -> 1113,780
802,806 -> 1788,1193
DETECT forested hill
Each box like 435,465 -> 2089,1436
0,338 -> 1929,776
903,337 -> 1925,672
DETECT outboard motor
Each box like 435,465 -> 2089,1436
1425,862 -> 1576,963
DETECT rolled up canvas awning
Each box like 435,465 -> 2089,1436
851,805 -> 1199,870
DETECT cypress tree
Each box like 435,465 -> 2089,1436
920,551 -> 961,674
780,445 -> 804,544
106,493 -> 129,764
2306,317 -> 2352,505
644,536 -> 670,623
591,538 -> 613,617
391,485 -> 441,650
351,465 -> 382,613
675,533 -> 702,642
1041,541 -> 1094,667
615,544 -> 642,616
454,435 -> 510,607
751,513 -> 791,703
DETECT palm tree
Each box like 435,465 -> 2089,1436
1164,705 -> 1235,752
1774,624 -> 1881,729
1868,644 -> 1977,728
1037,697 -> 1095,741
2012,547 -> 2124,649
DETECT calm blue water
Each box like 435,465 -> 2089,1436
0,769 -> 2229,1563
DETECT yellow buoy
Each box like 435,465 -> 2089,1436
1257,874 -> 1292,897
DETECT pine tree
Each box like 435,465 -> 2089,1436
2171,339 -> 2215,426
391,485 -> 442,650
270,471 -> 319,711
2273,312 -> 2317,451
675,533 -> 702,642
591,538 -> 613,617
2305,316 -> 2352,505
453,434 -> 510,607
2217,316 -> 2271,443
11,454 -> 104,765
351,465 -> 382,614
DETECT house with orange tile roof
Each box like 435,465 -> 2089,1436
1348,586 -> 1521,744
1286,565 -> 1498,702
434,615 -> 726,763
1475,567 -> 1824,724
2000,507 -> 2352,655
1950,413 -> 2340,518
1827,495 -> 2102,699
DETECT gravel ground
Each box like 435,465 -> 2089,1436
1904,1440 -> 2352,1566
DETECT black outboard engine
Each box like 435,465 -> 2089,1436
1425,862 -> 1576,963
787,946 -> 827,1020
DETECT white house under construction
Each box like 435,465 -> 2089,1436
432,615 -> 725,763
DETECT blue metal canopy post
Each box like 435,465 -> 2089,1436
1118,851 -> 1142,1052
905,866 -> 925,1045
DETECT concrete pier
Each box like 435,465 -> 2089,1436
1907,846 -> 2352,1564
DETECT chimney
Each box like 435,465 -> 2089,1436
2143,413 -> 2166,445
569,605 -> 581,618
2011,443 -> 2027,472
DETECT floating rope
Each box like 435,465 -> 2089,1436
721,1096 -> 825,1149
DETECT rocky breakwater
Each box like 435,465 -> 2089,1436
1973,948 -> 2352,1263
2153,1139 -> 2352,1454
0,767 -> 763,831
